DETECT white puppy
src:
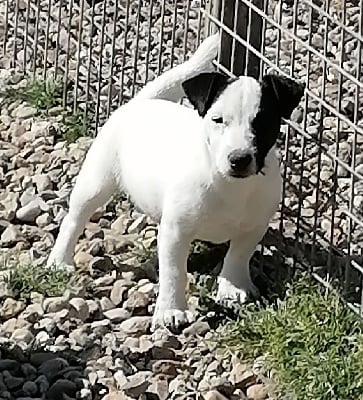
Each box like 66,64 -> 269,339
47,34 -> 304,331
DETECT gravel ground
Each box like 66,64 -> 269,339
0,0 -> 362,399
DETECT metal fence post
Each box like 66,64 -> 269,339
208,0 -> 263,78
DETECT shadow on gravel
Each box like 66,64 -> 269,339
186,225 -> 363,328
0,344 -> 103,400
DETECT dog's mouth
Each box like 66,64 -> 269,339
228,171 -> 253,179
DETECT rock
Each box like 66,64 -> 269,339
0,298 -> 26,319
22,380 -> 38,396
0,281 -> 11,298
74,251 -> 93,267
246,384 -> 268,399
122,371 -> 153,397
111,215 -> 128,234
124,290 -> 150,311
203,391 -> 229,400
110,279 -> 129,306
16,198 -> 48,222
69,297 -> 90,321
3,371 -> 24,390
43,297 -> 69,313
10,328 -> 34,344
119,316 -> 151,336
152,360 -> 179,376
33,174 -> 52,192
14,105 -> 37,119
1,224 -> 24,246
90,256 -> 113,272
152,329 -> 182,350
46,379 -> 77,400
127,215 -> 147,234
38,358 -> 69,381
151,346 -> 176,360
114,370 -> 128,388
0,191 -> 19,220
35,331 -> 50,346
231,369 -> 256,389
69,326 -> 90,347
146,375 -> 169,400
104,308 -> 131,323
0,359 -> 20,372
183,320 -> 210,336
20,187 -> 37,207
20,303 -> 44,323
36,212 -> 53,228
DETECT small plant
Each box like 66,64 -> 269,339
0,76 -> 63,113
62,111 -> 91,143
220,275 -> 363,400
2,263 -> 73,300
22,78 -> 63,112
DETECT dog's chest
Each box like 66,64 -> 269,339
194,175 -> 281,243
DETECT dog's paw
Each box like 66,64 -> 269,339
151,309 -> 194,333
215,276 -> 259,307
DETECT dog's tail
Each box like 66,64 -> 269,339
134,33 -> 220,103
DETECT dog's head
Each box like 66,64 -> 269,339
182,72 -> 305,179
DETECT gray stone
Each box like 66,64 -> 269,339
0,191 -> 19,220
14,105 -> 37,119
124,290 -> 150,311
10,328 -> 34,344
38,358 -> 69,381
46,379 -> 77,400
104,308 -> 131,323
16,198 -> 48,222
183,320 -> 210,336
33,174 -> 52,192
122,371 -> 153,398
1,224 -> 24,246
127,215 -> 147,234
0,298 -> 26,319
0,360 -> 20,372
246,384 -> 268,399
20,303 -> 44,322
3,371 -> 24,390
90,256 -> 113,272
203,391 -> 229,400
69,297 -> 90,321
119,316 -> 152,336
43,297 -> 69,313
110,279 -> 130,306
22,380 -> 38,396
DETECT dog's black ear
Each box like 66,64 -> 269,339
182,72 -> 229,117
261,74 -> 305,119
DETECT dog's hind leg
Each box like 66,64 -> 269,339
47,133 -> 117,271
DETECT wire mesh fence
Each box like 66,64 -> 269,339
1,0 -> 362,313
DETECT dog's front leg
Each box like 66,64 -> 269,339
153,220 -> 192,332
216,226 -> 267,306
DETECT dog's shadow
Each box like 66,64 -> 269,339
185,225 -> 363,327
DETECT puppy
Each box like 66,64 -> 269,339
47,33 -> 304,331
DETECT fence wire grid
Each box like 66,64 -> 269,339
1,0 -> 363,313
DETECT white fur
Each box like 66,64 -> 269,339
47,34 -> 282,331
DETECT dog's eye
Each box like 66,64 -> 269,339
212,116 -> 224,124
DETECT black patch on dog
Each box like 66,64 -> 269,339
253,74 -> 305,171
182,72 -> 230,117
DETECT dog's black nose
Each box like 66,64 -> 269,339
228,150 -> 252,173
